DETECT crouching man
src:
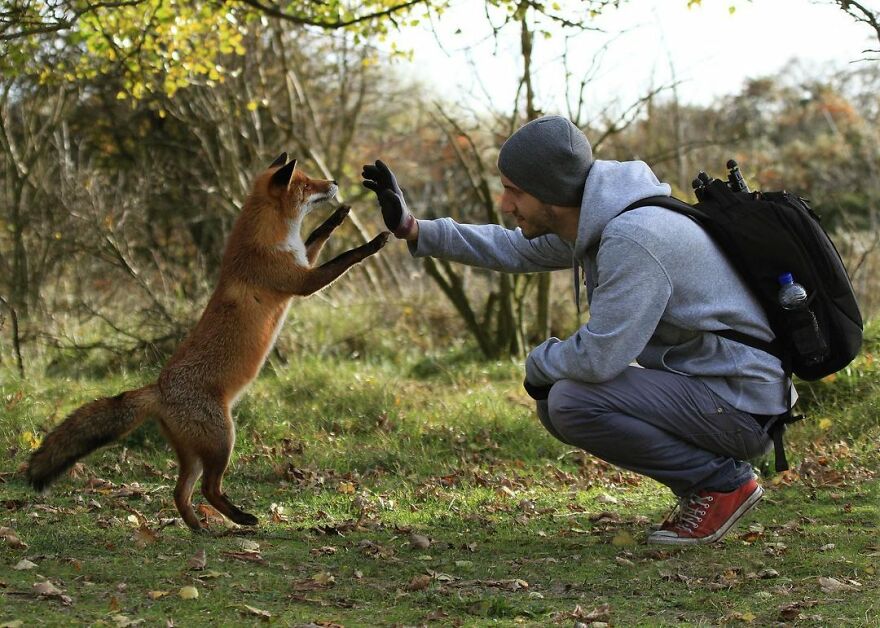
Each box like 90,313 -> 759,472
363,115 -> 789,544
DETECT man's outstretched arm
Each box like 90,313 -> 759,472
362,159 -> 571,273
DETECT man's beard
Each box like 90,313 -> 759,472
519,203 -> 556,239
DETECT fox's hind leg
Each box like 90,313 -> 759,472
159,416 -> 205,532
198,408 -> 258,527
174,452 -> 205,532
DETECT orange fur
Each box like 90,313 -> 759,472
28,154 -> 390,532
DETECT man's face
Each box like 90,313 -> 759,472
499,175 -> 556,239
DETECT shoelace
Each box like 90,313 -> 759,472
675,494 -> 715,532
659,497 -> 688,529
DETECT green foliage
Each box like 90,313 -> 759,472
1,0 -> 623,99
3,1 -> 249,97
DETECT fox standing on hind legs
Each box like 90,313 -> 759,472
27,153 -> 390,532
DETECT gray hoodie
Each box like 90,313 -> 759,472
409,160 -> 790,415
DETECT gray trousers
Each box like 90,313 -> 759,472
536,367 -> 773,496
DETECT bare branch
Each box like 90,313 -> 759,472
234,0 -> 428,29
829,0 -> 880,60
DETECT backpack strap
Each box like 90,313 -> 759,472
621,196 -> 785,361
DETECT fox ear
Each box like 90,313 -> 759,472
269,152 -> 288,168
269,159 -> 297,190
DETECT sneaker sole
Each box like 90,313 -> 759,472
647,484 -> 765,546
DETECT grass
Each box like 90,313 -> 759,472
1,321 -> 879,626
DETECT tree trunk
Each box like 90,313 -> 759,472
520,8 -> 551,342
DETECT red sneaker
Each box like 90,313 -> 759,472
648,477 -> 764,545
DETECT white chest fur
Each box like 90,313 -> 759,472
278,215 -> 308,267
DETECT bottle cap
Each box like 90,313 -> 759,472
778,272 -> 794,285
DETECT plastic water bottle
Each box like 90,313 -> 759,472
777,272 -> 828,365
777,272 -> 808,309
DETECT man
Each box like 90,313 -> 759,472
362,115 -> 788,545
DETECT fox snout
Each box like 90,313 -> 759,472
309,180 -> 338,204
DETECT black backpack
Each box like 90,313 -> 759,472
624,161 -> 863,471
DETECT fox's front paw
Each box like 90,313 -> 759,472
329,205 -> 351,227
370,231 -> 392,250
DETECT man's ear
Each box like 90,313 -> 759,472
269,152 -> 288,168
269,159 -> 298,190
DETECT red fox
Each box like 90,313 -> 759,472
27,154 -> 390,531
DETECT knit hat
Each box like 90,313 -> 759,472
498,116 -> 592,207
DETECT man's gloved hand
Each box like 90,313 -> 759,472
523,379 -> 552,401
362,160 -> 417,239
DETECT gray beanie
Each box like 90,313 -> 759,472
498,116 -> 592,207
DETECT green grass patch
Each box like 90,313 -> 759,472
1,327 -> 879,625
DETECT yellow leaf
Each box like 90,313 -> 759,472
740,611 -> 756,623
818,418 -> 833,431
337,481 -> 356,494
20,431 -> 42,451
178,586 -> 199,599
147,590 -> 170,600
822,373 -> 837,383
246,100 -> 258,111
311,572 -> 335,586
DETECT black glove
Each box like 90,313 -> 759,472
362,160 -> 416,239
523,379 -> 552,401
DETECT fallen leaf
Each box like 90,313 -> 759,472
269,502 -> 289,523
13,559 -> 37,570
197,503 -> 226,526
240,604 -> 271,621
818,576 -> 858,593
406,574 -> 432,591
568,603 -> 611,622
132,524 -> 159,549
237,539 -> 260,552
596,493 -> 619,505
147,590 -> 170,600
178,586 -> 199,600
312,572 -> 335,587
309,546 -> 338,557
187,549 -> 207,571
337,481 -> 356,494
33,581 -> 63,597
194,570 -> 230,580
0,527 -> 27,549
32,580 -> 73,605
1,621 -> 24,628
20,430 -> 42,450
409,533 -> 431,550
112,614 -> 145,626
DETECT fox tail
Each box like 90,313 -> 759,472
27,384 -> 161,491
